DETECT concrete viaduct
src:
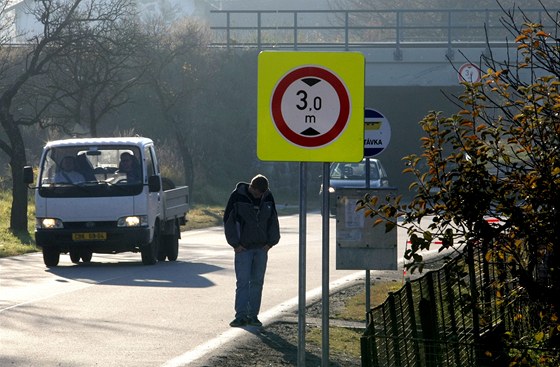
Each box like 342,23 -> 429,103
207,8 -> 558,86
208,8 -> 558,195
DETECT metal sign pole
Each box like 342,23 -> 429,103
321,162 -> 330,366
365,271 -> 371,327
297,162 -> 308,367
365,158 -> 371,319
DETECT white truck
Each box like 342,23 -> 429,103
23,137 -> 189,267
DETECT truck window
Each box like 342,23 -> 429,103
38,145 -> 143,197
145,146 -> 155,177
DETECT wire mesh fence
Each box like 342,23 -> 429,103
361,244 -> 560,367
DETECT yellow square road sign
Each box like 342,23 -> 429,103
257,51 -> 364,162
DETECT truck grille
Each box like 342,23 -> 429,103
63,221 -> 117,229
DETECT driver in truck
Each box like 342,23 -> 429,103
54,156 -> 85,184
117,152 -> 141,183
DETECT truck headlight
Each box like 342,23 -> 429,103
117,215 -> 148,227
37,218 -> 63,229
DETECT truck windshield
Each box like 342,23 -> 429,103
38,145 -> 143,197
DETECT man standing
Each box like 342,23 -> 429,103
223,174 -> 281,327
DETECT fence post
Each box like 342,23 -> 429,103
257,12 -> 261,50
361,313 -> 379,367
405,280 -> 422,366
344,11 -> 349,51
226,12 -> 231,50
419,272 -> 442,366
394,10 -> 403,60
467,243 -> 482,362
446,10 -> 454,59
444,264 -> 463,366
388,292 -> 402,366
482,240 -> 493,323
293,12 -> 298,50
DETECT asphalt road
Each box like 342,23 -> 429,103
0,212 -> 415,367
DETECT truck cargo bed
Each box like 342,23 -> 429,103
164,186 -> 189,220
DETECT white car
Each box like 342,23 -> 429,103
320,158 -> 390,214
328,159 -> 389,190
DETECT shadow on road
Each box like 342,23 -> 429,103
46,260 -> 226,289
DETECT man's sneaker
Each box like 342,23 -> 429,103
229,317 -> 247,327
247,316 -> 262,327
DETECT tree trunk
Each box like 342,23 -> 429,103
169,116 -> 194,191
0,104 -> 29,232
176,135 -> 194,191
10,144 -> 28,232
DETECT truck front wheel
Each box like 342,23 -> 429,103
43,248 -> 60,267
141,226 -> 159,265
70,250 -> 81,263
70,249 -> 93,264
81,250 -> 93,263
163,233 -> 179,261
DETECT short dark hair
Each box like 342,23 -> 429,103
250,174 -> 269,193
60,156 -> 76,166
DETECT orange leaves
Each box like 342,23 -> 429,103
515,27 -> 549,52
515,34 -> 528,42
535,30 -> 550,38
475,124 -> 487,133
494,69 -> 509,78
368,195 -> 378,207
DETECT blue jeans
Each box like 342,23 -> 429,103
234,248 -> 268,319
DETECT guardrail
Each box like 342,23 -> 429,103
209,8 -> 558,58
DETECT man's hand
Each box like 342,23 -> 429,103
263,245 -> 272,252
234,245 -> 246,253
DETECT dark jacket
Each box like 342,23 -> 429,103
223,182 -> 281,249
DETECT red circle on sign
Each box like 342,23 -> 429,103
271,66 -> 351,148
458,63 -> 481,83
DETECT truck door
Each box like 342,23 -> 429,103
145,146 -> 162,227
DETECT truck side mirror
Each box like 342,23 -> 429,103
148,175 -> 161,192
23,166 -> 34,185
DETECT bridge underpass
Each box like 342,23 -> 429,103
208,8 -> 558,196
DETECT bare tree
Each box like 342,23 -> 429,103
137,17 -> 212,191
0,0 -> 136,231
25,15 -> 144,137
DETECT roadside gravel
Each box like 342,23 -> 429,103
189,280 -> 368,367
189,255 -> 450,367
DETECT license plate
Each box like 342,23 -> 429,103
72,232 -> 107,241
